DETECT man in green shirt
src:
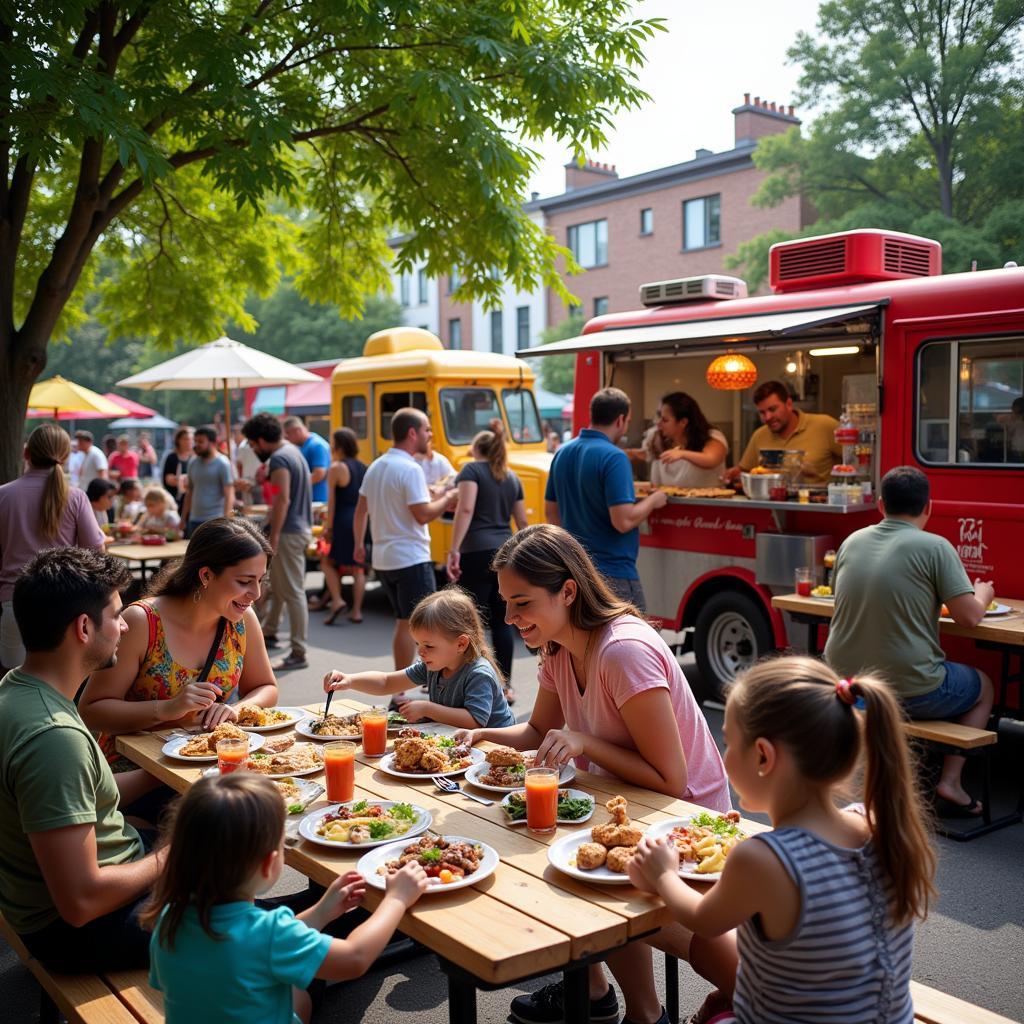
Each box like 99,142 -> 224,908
0,548 -> 167,970
823,466 -> 994,817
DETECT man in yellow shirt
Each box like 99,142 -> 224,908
723,380 -> 842,485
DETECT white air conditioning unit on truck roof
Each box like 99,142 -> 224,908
639,274 -> 748,307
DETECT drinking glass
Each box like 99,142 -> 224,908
324,741 -> 356,803
524,766 -> 559,834
216,737 -> 249,775
794,567 -> 813,597
360,706 -> 388,757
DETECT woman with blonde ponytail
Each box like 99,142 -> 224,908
446,418 -> 527,698
630,655 -> 936,1024
0,424 -> 105,667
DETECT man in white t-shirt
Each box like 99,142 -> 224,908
414,441 -> 455,496
355,408 -> 455,669
73,431 -> 108,491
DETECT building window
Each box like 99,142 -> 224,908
490,310 -> 503,354
399,274 -> 410,306
417,268 -> 428,304
683,195 -> 721,250
568,303 -> 582,319
516,306 -> 530,348
448,269 -> 461,294
567,219 -> 608,268
594,296 -> 609,316
449,318 -> 462,348
640,208 -> 653,235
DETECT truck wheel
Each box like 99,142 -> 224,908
692,591 -> 774,704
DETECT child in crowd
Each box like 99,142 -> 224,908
143,773 -> 427,1024
630,656 -> 936,1024
86,478 -> 117,532
138,485 -> 181,538
115,477 -> 145,522
323,587 -> 516,729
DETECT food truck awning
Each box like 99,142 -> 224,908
516,302 -> 883,359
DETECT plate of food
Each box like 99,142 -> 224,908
940,600 -> 1012,620
809,585 -> 834,601
235,705 -> 306,732
643,811 -> 747,880
294,713 -> 363,741
546,796 -> 643,884
200,769 -> 323,813
464,747 -> 576,792
500,788 -> 594,825
304,707 -> 411,733
376,735 -> 484,778
162,724 -> 265,762
297,799 -> 432,849
244,737 -> 325,778
357,834 -> 499,891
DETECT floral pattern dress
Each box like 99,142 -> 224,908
100,599 -> 246,764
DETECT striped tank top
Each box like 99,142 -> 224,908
733,828 -> 915,1024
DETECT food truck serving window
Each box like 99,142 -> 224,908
440,388 -> 502,444
501,388 -> 542,443
917,336 -> 1024,466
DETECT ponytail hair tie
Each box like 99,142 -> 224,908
836,678 -> 857,706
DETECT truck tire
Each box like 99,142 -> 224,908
692,590 -> 774,704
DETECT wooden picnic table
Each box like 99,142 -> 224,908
107,539 -> 190,582
116,698 -> 765,1024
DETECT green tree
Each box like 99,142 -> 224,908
728,1 -> 1024,288
0,1 -> 662,481
531,314 -> 584,395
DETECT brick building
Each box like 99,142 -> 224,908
392,96 -> 811,355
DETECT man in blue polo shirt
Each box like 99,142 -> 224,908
544,387 -> 667,610
283,417 -> 332,505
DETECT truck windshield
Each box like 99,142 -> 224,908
502,388 -> 542,444
439,388 -> 502,444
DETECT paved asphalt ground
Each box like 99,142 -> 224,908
2,574 -> 1022,1021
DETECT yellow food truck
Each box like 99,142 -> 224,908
330,327 -> 552,562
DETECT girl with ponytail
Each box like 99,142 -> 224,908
445,418 -> 527,698
0,424 -> 105,667
630,655 -> 935,1024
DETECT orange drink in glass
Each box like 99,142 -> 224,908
524,767 -> 559,833
360,706 -> 388,757
216,737 -> 249,775
323,741 -> 356,802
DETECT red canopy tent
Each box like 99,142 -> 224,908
25,391 -> 157,420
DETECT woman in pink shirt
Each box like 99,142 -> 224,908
0,424 -> 104,668
457,524 -> 735,1024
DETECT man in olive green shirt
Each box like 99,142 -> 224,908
0,548 -> 166,970
723,379 -> 842,484
823,466 -> 994,816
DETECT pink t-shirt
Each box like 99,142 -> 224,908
538,615 -> 731,812
0,470 -> 106,601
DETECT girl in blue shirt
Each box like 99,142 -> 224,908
143,774 -> 427,1024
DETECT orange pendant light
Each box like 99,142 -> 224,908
706,351 -> 758,390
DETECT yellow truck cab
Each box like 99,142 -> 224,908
330,327 -> 551,564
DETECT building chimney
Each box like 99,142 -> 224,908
564,157 -> 619,192
744,92 -> 751,104
732,93 -> 800,146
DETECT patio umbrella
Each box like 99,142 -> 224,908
117,336 -> 321,433
108,413 -> 178,430
27,376 -> 131,420
103,393 -> 158,418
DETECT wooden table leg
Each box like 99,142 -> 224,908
443,965 -> 478,1024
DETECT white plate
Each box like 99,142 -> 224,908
500,788 -> 594,825
245,743 -> 325,778
236,706 -> 307,732
162,732 -> 264,762
294,716 -> 362,741
305,706 -> 414,733
297,801 -> 432,850
356,835 -> 499,892
808,594 -> 835,602
643,816 -> 747,881
940,603 -> 1012,622
546,830 -> 636,885
375,746 -> 485,780
465,753 -> 576,793
200,769 -> 323,811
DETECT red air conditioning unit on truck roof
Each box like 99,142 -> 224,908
769,228 -> 941,292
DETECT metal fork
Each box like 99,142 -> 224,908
431,775 -> 493,805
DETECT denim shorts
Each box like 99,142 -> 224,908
903,661 -> 982,718
376,561 -> 436,619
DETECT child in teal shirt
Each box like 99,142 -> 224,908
143,774 -> 427,1023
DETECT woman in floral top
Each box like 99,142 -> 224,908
81,518 -> 279,763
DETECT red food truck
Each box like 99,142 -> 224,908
520,229 -> 1023,702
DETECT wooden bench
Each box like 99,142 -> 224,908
910,979 -> 1019,1023
0,914 -> 163,1024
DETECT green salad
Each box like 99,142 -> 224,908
503,791 -> 593,822
689,811 -> 744,838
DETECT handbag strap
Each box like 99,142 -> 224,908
197,617 -> 227,686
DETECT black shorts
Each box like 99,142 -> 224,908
376,562 -> 436,620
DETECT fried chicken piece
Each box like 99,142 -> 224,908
576,842 -> 608,870
591,796 -> 643,848
235,704 -> 265,726
263,734 -> 296,754
179,734 -> 214,757
207,721 -> 247,751
394,737 -> 430,771
486,745 -> 525,768
606,845 -> 638,873
419,746 -> 449,774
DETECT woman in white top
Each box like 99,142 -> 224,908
647,392 -> 728,487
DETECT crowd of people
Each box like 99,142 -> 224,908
0,385 -> 1003,1024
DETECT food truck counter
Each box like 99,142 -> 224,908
659,494 -> 876,515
